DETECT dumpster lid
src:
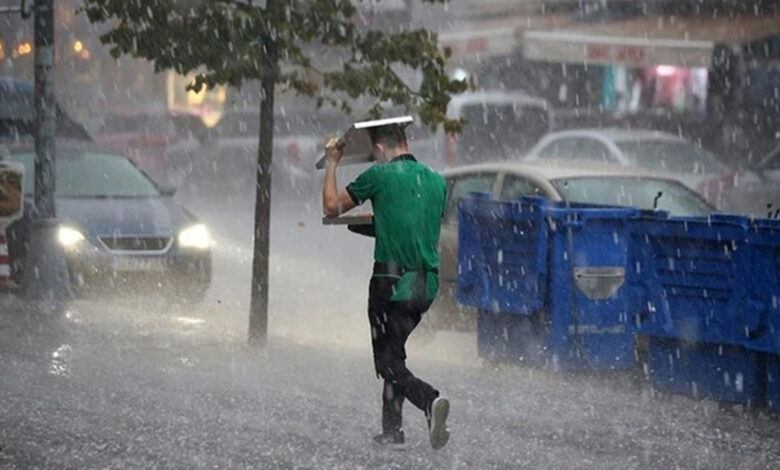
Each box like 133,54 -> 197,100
315,115 -> 413,169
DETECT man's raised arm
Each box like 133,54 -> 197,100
322,137 -> 357,218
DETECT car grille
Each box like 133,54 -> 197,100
99,236 -> 172,253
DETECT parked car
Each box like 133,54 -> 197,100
428,160 -> 716,332
434,90 -> 552,169
523,128 -> 735,208
0,76 -> 91,140
188,108 -> 349,200
721,144 -> 780,217
94,108 -> 208,185
378,91 -> 552,171
5,141 -> 212,303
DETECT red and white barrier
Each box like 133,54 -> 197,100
0,161 -> 24,287
0,225 -> 9,285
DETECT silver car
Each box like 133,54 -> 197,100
375,91 -> 552,170
421,90 -> 552,170
524,128 -> 735,208
722,146 -> 780,217
427,161 -> 715,332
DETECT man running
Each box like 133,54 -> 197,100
322,122 -> 450,449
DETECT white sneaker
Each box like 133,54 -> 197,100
428,397 -> 450,450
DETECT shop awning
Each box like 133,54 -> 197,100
523,14 -> 780,68
439,14 -> 571,62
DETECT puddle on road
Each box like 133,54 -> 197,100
63,308 -> 84,325
177,356 -> 198,367
174,316 -> 206,327
49,344 -> 72,377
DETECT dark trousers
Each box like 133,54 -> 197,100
368,276 -> 439,434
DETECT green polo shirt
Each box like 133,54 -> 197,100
346,154 -> 447,301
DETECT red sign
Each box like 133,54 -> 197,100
587,44 -> 646,64
615,47 -> 645,64
587,45 -> 609,61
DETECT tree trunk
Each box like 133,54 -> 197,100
34,0 -> 56,219
248,64 -> 276,346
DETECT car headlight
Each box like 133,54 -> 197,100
58,226 -> 85,248
178,224 -> 212,250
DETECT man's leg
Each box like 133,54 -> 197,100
382,380 -> 404,435
384,299 -> 450,450
369,278 -> 449,448
369,277 -> 407,443
376,299 -> 439,416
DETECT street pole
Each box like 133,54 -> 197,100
33,0 -> 55,218
22,0 -> 72,305
248,35 -> 277,347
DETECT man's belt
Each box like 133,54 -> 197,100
374,262 -> 438,300
373,262 -> 438,277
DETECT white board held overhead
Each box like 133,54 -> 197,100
314,115 -> 413,170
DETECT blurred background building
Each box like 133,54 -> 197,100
424,0 -> 780,162
0,0 -> 778,161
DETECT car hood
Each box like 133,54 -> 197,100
55,196 -> 194,238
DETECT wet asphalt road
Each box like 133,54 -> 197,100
1,196 -> 780,469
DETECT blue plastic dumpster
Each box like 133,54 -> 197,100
628,213 -> 754,346
741,218 -> 780,355
460,195 -> 637,371
544,203 -> 637,370
458,194 -> 548,315
764,354 -> 780,412
745,219 -> 780,411
628,212 -> 775,406
647,336 -> 761,405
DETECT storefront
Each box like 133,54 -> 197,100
438,14 -> 571,88
521,14 -> 780,119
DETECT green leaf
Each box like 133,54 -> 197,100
82,0 -> 466,133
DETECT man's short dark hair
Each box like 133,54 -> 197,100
368,124 -> 407,148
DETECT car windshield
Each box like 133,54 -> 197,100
11,151 -> 160,198
550,176 -> 715,216
615,140 -> 726,174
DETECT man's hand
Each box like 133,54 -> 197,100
324,136 -> 345,165
322,136 -> 357,218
